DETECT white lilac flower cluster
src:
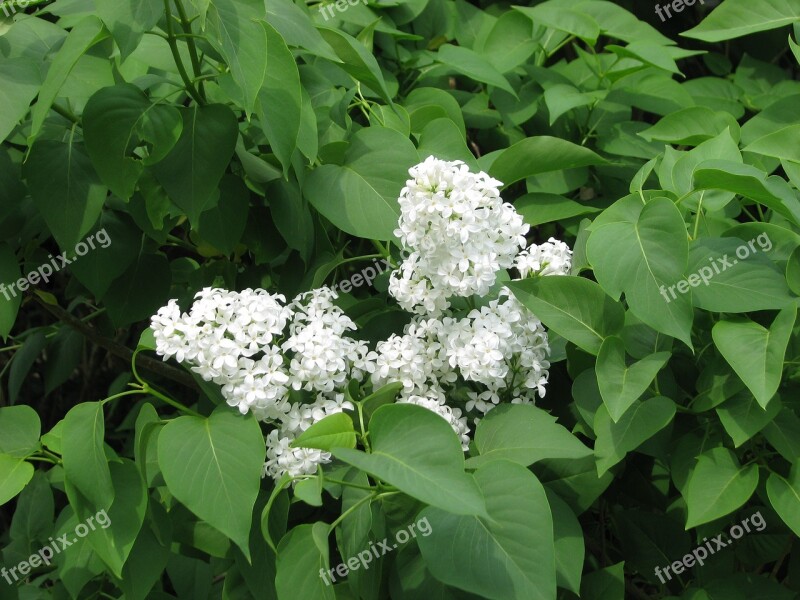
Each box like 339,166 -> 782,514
151,287 -> 370,478
151,157 -> 572,480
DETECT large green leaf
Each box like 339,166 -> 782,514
515,3 -> 599,44
84,84 -> 183,200
639,106 -> 735,145
265,0 -> 338,60
318,28 -> 393,104
547,489 -> 584,594
151,104 -> 239,226
587,197 -> 693,347
0,243 -> 21,339
684,447 -> 759,528
25,135 -> 107,250
683,0 -> 800,42
596,336 -> 670,422
693,160 -> 800,227
276,523 -> 335,600
417,461 -> 556,600
29,15 -> 106,138
257,21 -> 302,172
82,459 -> 147,578
716,391 -> 782,447
489,136 -> 607,187
466,404 -> 591,468
61,402 -> 114,511
304,127 -> 418,241
0,453 -> 33,506
594,397 -> 676,476
712,306 -> 796,408
93,0 -> 161,59
0,58 -> 40,143
292,412 -> 356,452
434,44 -> 515,96
766,465 -> 800,537
687,238 -> 793,312
158,408 -> 266,559
331,404 -> 488,518
0,404 -> 40,458
508,276 -> 624,356
206,0 -> 267,116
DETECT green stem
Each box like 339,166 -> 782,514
173,0 -> 206,101
328,492 -> 376,533
163,0 -> 205,105
317,477 -> 376,492
100,388 -> 148,406
144,383 -> 203,417
356,401 -> 371,453
51,103 -> 80,125
26,456 -> 57,464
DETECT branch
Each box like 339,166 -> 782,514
34,296 -> 199,390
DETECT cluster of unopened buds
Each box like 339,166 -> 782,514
151,157 -> 573,480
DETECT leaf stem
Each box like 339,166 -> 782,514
328,492 -> 376,533
163,0 -> 205,105
172,0 -> 206,101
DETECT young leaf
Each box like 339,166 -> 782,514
292,413 -> 356,452
0,404 -> 41,458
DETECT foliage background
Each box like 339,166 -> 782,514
0,0 -> 799,598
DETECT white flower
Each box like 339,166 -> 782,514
514,237 -> 573,278
389,156 -> 529,313
264,429 -> 331,479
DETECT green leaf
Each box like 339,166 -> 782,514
594,397 -> 676,476
508,276 -> 624,356
466,404 -> 591,468
265,0 -> 339,61
206,0 -> 267,116
639,106 -> 735,145
587,197 -> 693,347
596,336 -> 670,422
158,408 -> 266,560
197,175 -> 250,255
331,404 -> 488,518
304,127 -> 418,241
716,391 -> 781,447
712,306 -> 796,408
743,124 -> 800,162
606,41 -> 681,75
687,238 -> 793,312
0,58 -> 40,143
580,562 -> 625,600
693,160 -> 800,227
275,522 -> 335,600
318,28 -> 393,104
515,3 -> 600,44
435,43 -> 516,96
83,84 -> 183,200
684,447 -> 759,528
418,461 -> 555,600
0,454 -> 33,506
543,84 -> 602,125
29,15 -> 106,138
489,136 -> 607,187
82,460 -> 147,578
417,118 -> 479,170
362,381 -> 403,423
258,21 -> 302,172
683,0 -> 800,42
62,402 -> 114,511
0,243 -> 21,339
547,489 -> 584,594
0,404 -> 41,458
763,408 -> 800,461
151,104 -> 239,226
25,137 -> 107,250
292,412 -> 356,452
104,252 -> 172,328
766,466 -> 800,537
514,193 -> 601,227
293,476 -> 323,507
93,0 -> 161,59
